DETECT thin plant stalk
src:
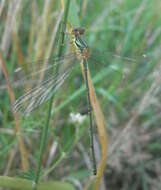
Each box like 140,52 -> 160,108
0,176 -> 75,190
34,0 -> 71,188
0,51 -> 29,171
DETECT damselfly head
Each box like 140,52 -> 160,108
71,27 -> 85,37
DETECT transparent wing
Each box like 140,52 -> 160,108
12,53 -> 76,89
90,50 -> 153,65
88,49 -> 154,80
13,55 -> 77,115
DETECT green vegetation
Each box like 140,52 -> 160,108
0,0 -> 161,189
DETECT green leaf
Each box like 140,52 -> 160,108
67,0 -> 80,26
0,176 -> 75,190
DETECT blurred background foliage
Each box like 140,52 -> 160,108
0,0 -> 161,189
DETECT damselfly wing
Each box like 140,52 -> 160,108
13,28 -> 152,116
12,53 -> 152,114
13,54 -> 78,115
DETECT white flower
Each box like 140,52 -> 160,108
69,112 -> 86,124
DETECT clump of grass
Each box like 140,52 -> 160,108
0,0 -> 161,190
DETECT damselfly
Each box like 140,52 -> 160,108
13,27 -> 151,175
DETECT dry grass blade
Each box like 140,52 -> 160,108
40,10 -> 63,82
0,51 -> 29,171
61,0 -> 64,11
12,32 -> 27,70
35,0 -> 53,61
1,0 -> 23,56
80,61 -> 108,190
27,1 -> 37,62
0,0 -> 5,18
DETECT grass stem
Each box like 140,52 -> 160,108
34,0 -> 71,188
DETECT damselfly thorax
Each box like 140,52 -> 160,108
71,28 -> 91,60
